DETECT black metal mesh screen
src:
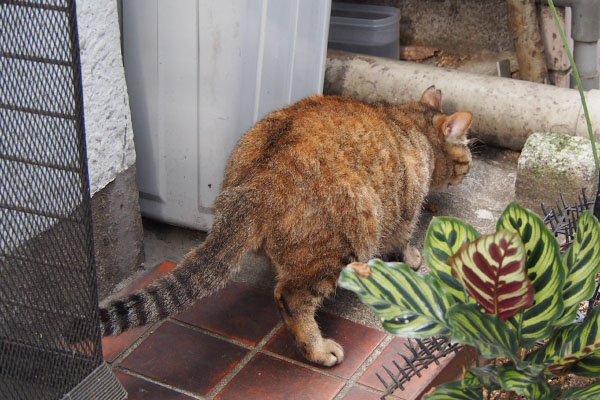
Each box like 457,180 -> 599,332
1,1 -> 124,399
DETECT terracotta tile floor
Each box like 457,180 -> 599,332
106,262 -> 469,400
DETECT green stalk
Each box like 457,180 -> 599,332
547,0 -> 599,173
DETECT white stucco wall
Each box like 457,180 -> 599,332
76,0 -> 135,195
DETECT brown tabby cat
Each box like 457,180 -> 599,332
99,86 -> 473,367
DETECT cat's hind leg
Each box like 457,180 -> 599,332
274,275 -> 344,367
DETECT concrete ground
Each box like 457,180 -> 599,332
138,143 -> 522,332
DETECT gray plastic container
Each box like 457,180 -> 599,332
328,2 -> 400,59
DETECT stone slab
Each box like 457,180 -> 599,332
516,132 -> 598,215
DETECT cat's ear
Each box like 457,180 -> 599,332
442,111 -> 473,144
420,85 -> 442,111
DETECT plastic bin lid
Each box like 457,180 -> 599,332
330,2 -> 400,28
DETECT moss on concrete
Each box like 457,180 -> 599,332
516,132 -> 597,212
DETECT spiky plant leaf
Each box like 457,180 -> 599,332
558,380 -> 600,399
338,259 -> 454,337
527,307 -> 600,375
447,303 -> 522,366
498,364 -> 557,400
496,202 -> 566,347
422,379 -> 482,400
448,229 -> 533,321
424,217 -> 480,301
554,211 -> 600,326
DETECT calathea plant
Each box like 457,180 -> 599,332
339,203 -> 600,399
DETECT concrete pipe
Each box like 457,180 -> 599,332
324,50 -> 600,150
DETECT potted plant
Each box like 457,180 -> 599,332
339,203 -> 600,399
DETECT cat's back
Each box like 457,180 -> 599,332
222,95 -> 402,189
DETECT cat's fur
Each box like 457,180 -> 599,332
99,86 -> 473,367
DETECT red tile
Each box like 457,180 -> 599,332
102,261 -> 177,362
129,261 -> 178,291
264,312 -> 386,379
358,337 -> 468,400
342,386 -> 385,400
103,326 -> 150,363
120,321 -> 248,396
358,337 -> 407,392
215,353 -> 344,400
114,370 -> 194,400
174,281 -> 280,346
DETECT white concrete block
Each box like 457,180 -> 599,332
76,0 -> 135,195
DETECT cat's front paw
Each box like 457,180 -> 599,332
306,338 -> 344,367
404,246 -> 421,270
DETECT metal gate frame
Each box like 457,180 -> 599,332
1,0 -> 125,398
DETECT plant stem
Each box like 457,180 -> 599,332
547,0 -> 599,174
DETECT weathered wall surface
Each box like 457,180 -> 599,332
341,0 -> 514,54
76,0 -> 136,195
76,0 -> 143,298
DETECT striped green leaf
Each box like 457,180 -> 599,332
423,379 -> 482,400
338,259 -> 454,338
496,202 -> 566,347
498,364 -> 557,400
468,365 -> 500,390
448,230 -> 533,321
555,211 -> 600,326
526,324 -> 578,368
558,304 -> 582,330
558,380 -> 600,399
424,217 -> 480,302
527,307 -> 600,375
447,303 -> 521,365
566,354 -> 600,377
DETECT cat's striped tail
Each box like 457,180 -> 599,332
98,188 -> 260,336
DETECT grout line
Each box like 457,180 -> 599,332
205,321 -> 285,399
167,317 -> 263,351
108,319 -> 167,366
256,348 -> 348,381
114,367 -> 206,400
107,298 -> 403,399
333,334 -> 394,400
110,318 -> 284,400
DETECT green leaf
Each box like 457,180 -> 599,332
338,259 -> 454,337
555,211 -> 600,326
424,217 -> 480,301
498,364 -> 557,400
422,379 -> 482,400
447,303 -> 521,365
527,307 -> 600,375
468,365 -> 500,390
558,380 -> 600,399
526,324 -> 578,368
558,303 -> 581,330
448,229 -> 533,321
567,353 -> 600,377
496,202 -> 566,347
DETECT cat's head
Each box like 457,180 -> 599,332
419,86 -> 474,190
